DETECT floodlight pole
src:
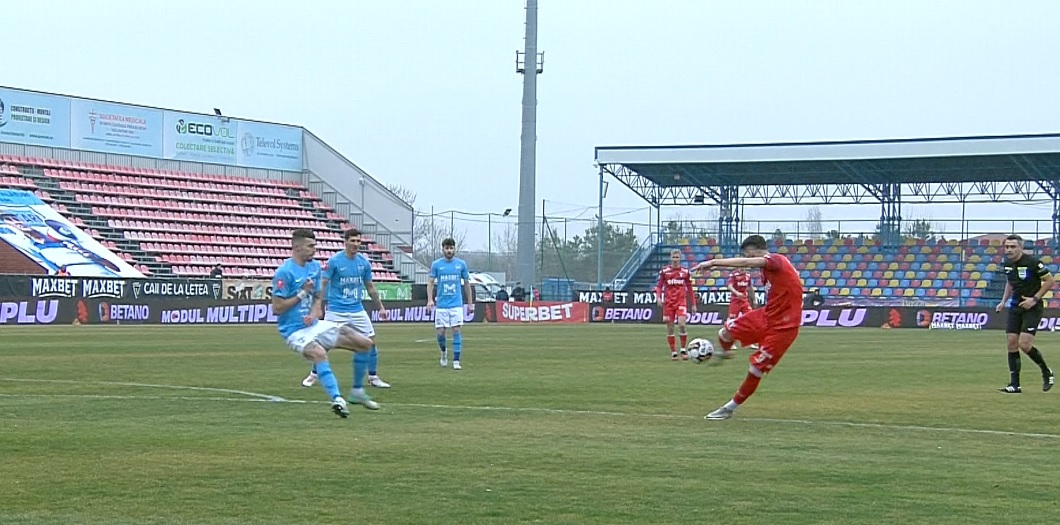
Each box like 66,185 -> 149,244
515,0 -> 544,290
597,165 -> 604,288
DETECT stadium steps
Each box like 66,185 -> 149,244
295,196 -> 410,282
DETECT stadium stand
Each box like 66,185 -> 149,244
0,155 -> 406,281
628,235 -> 1059,308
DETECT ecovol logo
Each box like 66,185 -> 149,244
176,119 -> 232,138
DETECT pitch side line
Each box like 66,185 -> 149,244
1,378 -> 1058,440
0,377 -> 288,402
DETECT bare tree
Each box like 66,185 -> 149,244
386,183 -> 418,208
388,183 -> 467,267
491,222 -> 519,278
806,206 -> 824,239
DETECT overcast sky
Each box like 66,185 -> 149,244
6,0 -> 1060,244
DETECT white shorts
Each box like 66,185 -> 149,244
324,310 -> 375,338
285,320 -> 342,354
434,306 -> 465,328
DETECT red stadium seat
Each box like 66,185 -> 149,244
6,158 -> 408,281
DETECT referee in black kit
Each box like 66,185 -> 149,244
996,234 -> 1056,393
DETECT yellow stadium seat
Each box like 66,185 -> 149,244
678,238 -> 689,245
850,270 -> 862,279
704,278 -> 715,286
937,289 -> 948,297
968,255 -> 981,263
856,279 -> 868,287
903,288 -> 915,296
827,246 -> 839,254
836,262 -> 848,270
942,262 -> 953,271
873,254 -> 884,262
805,261 -> 817,270
819,270 -> 831,278
889,279 -> 900,287
904,254 -> 916,262
811,254 -> 823,262
976,280 -> 988,289
883,271 -> 894,279
825,279 -> 836,287
937,254 -> 948,263
921,279 -> 933,288
856,246 -> 869,254
888,262 -> 899,270
985,263 -> 998,272
970,272 -> 981,280
871,288 -> 882,296
920,262 -> 931,271
842,254 -> 853,262
937,271 -> 948,279
839,287 -> 851,296
920,246 -> 932,254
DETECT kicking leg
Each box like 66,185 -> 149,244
302,342 -> 348,418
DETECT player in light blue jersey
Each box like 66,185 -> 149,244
300,228 -> 390,409
272,228 -> 374,418
427,237 -> 473,370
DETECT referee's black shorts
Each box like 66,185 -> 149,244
1006,305 -> 1044,335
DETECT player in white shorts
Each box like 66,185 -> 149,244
301,229 -> 390,408
272,228 -> 375,418
427,237 -> 474,370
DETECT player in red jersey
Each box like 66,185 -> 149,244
692,235 -> 804,420
727,268 -> 758,349
727,268 -> 756,320
656,249 -> 698,360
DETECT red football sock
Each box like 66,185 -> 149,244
718,335 -> 735,351
667,335 -> 676,352
679,332 -> 688,349
733,373 -> 762,405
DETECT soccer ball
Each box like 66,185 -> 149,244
687,338 -> 715,364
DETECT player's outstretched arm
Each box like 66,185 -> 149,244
694,257 -> 768,271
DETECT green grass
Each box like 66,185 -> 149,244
1,324 -> 1058,524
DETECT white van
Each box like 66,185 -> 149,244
469,272 -> 504,302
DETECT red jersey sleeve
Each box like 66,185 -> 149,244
655,269 -> 666,296
764,253 -> 782,272
685,270 -> 695,305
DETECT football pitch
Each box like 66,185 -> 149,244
1,323 -> 1058,525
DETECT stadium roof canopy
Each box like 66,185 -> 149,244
595,133 -> 1060,206
595,133 -> 1060,251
